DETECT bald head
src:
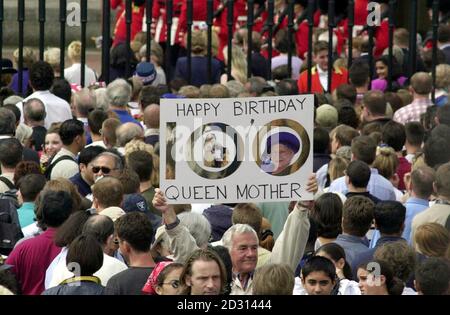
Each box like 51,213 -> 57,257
23,98 -> 46,124
143,104 -> 160,129
82,214 -> 115,246
74,88 -> 96,118
116,122 -> 144,147
411,72 -> 432,96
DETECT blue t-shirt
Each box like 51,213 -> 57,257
113,109 -> 141,126
18,202 -> 36,228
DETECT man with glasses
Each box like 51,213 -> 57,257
91,151 -> 124,183
70,146 -> 106,197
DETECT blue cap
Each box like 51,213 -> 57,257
266,132 -> 300,154
122,194 -> 149,213
203,205 -> 233,242
135,62 -> 157,85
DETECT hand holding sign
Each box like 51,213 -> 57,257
306,173 -> 318,195
152,188 -> 177,225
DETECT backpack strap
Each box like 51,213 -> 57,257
0,176 -> 15,190
44,155 -> 76,179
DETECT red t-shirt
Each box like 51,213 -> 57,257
6,228 -> 62,295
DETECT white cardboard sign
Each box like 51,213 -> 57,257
160,95 -> 314,204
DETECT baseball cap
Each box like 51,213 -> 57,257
315,104 -> 338,130
134,62 -> 157,86
122,193 -> 149,213
100,206 -> 126,222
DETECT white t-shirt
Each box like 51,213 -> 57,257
293,277 -> 361,295
64,63 -> 97,86
17,90 -> 73,129
45,247 -> 128,289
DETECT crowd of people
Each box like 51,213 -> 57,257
0,0 -> 450,296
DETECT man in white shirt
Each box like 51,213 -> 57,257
64,41 -> 97,86
16,61 -> 73,129
48,119 -> 86,180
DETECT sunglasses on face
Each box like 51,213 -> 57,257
92,166 -> 116,174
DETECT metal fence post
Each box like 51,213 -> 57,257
388,0 -> 396,91
227,0 -> 234,81
408,0 -> 418,79
187,0 -> 193,84
327,0 -> 335,93
80,0 -> 87,87
166,0 -> 173,81
267,0 -> 274,80
102,0 -> 111,84
60,0 -> 67,78
431,0 -> 439,103
146,0 -> 153,62
18,0 -> 25,95
287,0 -> 294,80
347,0 -> 354,72
207,0 -> 213,84
125,0 -> 132,78
39,0 -> 46,61
0,0 -> 3,79
307,0 -> 314,93
247,0 -> 254,79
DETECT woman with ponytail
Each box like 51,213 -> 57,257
357,260 -> 405,295
315,243 -> 360,295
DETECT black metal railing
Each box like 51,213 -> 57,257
0,0 -> 445,100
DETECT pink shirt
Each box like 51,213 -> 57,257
393,98 -> 433,125
6,228 -> 62,295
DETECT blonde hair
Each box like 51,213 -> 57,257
68,41 -> 82,62
191,30 -> 207,55
414,223 -> 450,258
44,47 -> 61,74
178,85 -> 200,98
373,147 -> 399,179
435,64 -> 450,89
13,47 -> 36,69
124,139 -> 154,156
224,45 -> 247,85
253,264 -> 294,295
328,156 -> 349,182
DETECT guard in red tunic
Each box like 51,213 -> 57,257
151,0 -> 184,46
214,0 -> 247,61
110,0 -> 125,24
112,0 -> 146,47
176,0 -> 221,47
297,41 -> 348,94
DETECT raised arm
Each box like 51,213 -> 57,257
152,189 -> 198,263
268,173 -> 317,270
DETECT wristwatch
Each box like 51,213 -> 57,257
165,217 -> 180,230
